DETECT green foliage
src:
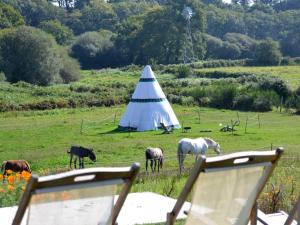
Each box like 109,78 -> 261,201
223,33 -> 257,58
0,2 -> 24,29
58,47 -> 81,83
0,26 -> 61,86
255,38 -> 282,66
80,1 -> 118,32
1,0 -> 64,26
177,65 -> 191,78
39,20 -> 74,45
71,30 -> 116,69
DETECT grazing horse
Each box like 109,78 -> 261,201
145,147 -> 164,173
177,137 -> 221,174
68,146 -> 96,169
1,160 -> 31,176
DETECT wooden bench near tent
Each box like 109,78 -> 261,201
160,122 -> 174,134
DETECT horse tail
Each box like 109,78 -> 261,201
1,161 -> 7,172
24,161 -> 31,173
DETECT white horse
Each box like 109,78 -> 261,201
145,147 -> 164,173
177,137 -> 221,173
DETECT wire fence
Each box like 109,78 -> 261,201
42,145 -> 300,179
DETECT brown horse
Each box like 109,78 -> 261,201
1,160 -> 31,176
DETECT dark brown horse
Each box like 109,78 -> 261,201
68,145 -> 96,169
1,160 -> 31,176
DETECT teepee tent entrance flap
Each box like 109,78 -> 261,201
119,65 -> 180,131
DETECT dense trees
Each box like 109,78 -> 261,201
0,26 -> 80,85
0,3 -> 24,28
254,38 -> 282,65
39,20 -> 74,45
71,30 -> 116,68
0,0 -> 299,82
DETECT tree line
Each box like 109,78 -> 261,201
0,0 -> 299,85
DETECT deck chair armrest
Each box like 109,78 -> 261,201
284,192 -> 300,225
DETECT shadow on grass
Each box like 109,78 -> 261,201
98,127 -> 137,135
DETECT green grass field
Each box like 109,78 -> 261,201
195,65 -> 300,89
0,65 -> 299,213
0,105 -> 299,211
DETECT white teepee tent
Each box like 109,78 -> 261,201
119,65 -> 180,131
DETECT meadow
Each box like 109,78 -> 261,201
0,105 -> 299,212
0,65 -> 299,214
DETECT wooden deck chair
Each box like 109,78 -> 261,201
284,191 -> 300,225
160,122 -> 173,134
166,148 -> 284,225
12,163 -> 140,225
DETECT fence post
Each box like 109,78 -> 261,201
258,114 -> 261,129
80,119 -> 83,135
114,112 -> 117,125
197,109 -> 201,124
245,117 -> 248,134
280,96 -> 283,113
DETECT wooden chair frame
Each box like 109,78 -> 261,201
160,122 -> 173,134
166,148 -> 284,225
284,191 -> 300,225
12,163 -> 140,225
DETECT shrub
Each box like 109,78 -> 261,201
167,94 -> 182,104
0,26 -> 61,86
177,65 -> 191,79
209,84 -> 238,109
252,91 -> 280,112
59,47 -> 81,83
181,96 -> 195,106
38,20 -> 74,46
258,76 -> 290,98
233,94 -> 255,111
254,38 -> 282,66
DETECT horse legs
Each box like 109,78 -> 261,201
150,159 -> 154,172
157,159 -> 160,173
179,154 -> 186,174
74,157 -> 77,169
69,154 -> 73,169
81,158 -> 85,169
154,159 -> 157,172
146,159 -> 148,173
79,157 -> 82,169
195,154 -> 199,163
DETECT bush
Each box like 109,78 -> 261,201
167,94 -> 182,104
59,48 -> 81,83
233,94 -> 255,111
209,83 -> 238,109
177,65 -> 191,78
254,38 -> 282,66
38,20 -> 74,46
252,91 -> 280,112
194,71 -> 253,79
0,26 -> 61,86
